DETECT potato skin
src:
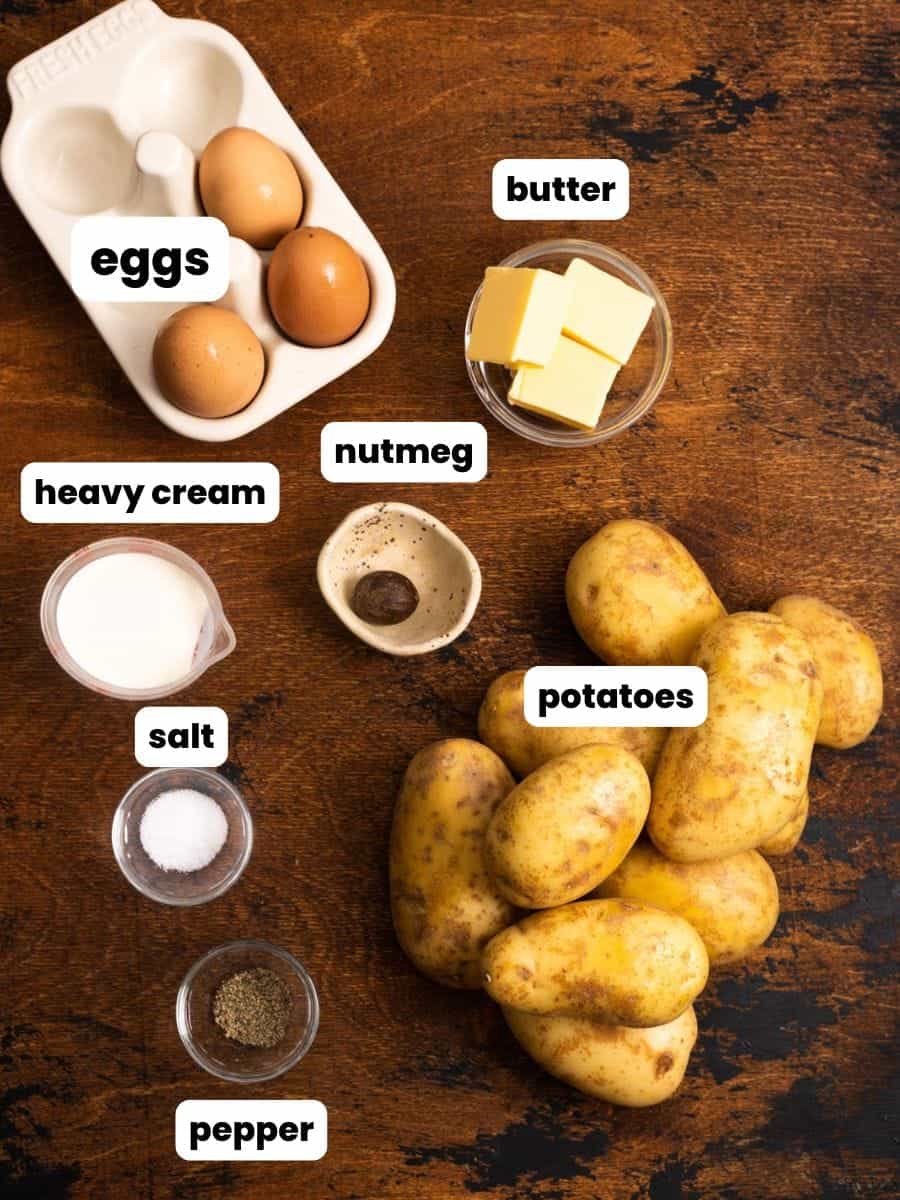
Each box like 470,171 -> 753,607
485,744 -> 651,908
478,669 -> 667,778
595,841 -> 779,964
649,612 -> 823,862
390,739 -> 517,989
482,898 -> 709,1026
504,1004 -> 697,1106
770,595 -> 883,749
565,520 -> 725,666
758,790 -> 809,857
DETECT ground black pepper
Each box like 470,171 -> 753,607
213,968 -> 291,1048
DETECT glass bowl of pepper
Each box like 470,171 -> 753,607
177,940 -> 320,1082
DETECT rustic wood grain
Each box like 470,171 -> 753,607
0,1 -> 897,1197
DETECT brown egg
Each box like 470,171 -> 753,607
153,305 -> 265,418
267,227 -> 370,346
199,127 -> 304,250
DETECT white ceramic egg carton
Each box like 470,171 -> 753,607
1,0 -> 395,442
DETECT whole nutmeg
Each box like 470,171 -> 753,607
351,571 -> 419,626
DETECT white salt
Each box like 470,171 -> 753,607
55,551 -> 210,690
139,788 -> 228,872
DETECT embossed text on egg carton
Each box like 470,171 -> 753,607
10,0 -> 159,102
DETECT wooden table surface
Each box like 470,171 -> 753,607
1,2 -> 896,1197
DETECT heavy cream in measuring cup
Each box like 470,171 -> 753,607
55,552 -> 210,690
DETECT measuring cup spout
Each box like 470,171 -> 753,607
207,615 -> 237,666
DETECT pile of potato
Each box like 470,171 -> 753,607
389,519 -> 883,1107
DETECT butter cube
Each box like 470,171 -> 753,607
509,336 -> 619,430
467,267 -> 570,367
563,257 -> 654,365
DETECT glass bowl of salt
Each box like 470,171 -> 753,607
112,768 -> 252,906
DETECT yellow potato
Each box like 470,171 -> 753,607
565,519 -> 725,665
504,1004 -> 697,1106
649,612 -> 822,861
758,790 -> 809,857
478,669 -> 667,778
482,898 -> 708,1026
390,738 -> 517,988
770,595 -> 883,749
485,744 -> 650,908
595,841 -> 779,964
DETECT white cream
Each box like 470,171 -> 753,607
55,552 -> 210,690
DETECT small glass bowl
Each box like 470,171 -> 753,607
112,768 -> 252,906
176,940 -> 320,1083
40,536 -> 236,702
465,238 -> 672,447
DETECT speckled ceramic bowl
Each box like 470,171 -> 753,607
316,502 -> 481,655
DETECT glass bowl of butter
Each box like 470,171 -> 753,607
465,239 -> 672,446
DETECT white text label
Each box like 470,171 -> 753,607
492,159 -> 629,220
21,462 -> 279,524
524,667 -> 708,727
135,707 -> 228,768
71,216 -> 229,301
176,1100 -> 327,1161
321,422 -> 487,483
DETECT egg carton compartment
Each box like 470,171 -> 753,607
1,0 -> 395,442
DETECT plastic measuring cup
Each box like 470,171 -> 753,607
40,537 -> 236,701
